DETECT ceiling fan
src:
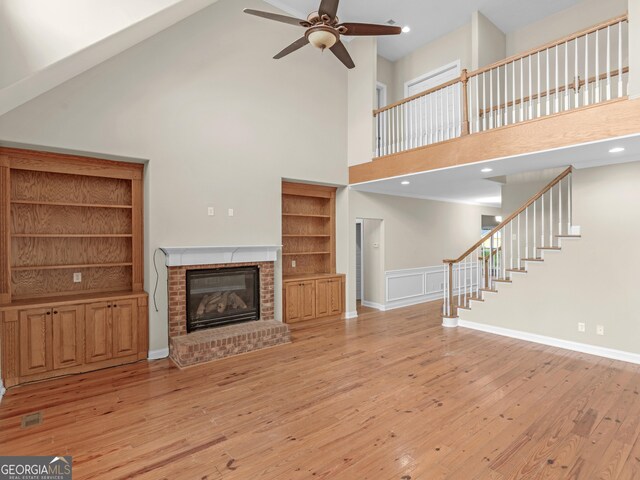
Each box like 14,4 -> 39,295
244,0 -> 402,69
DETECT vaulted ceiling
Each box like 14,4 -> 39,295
266,0 -> 583,61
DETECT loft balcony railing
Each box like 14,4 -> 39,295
373,15 -> 629,158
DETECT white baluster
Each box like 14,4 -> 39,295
525,206 -> 529,259
568,173 -> 573,232
528,55 -> 533,120
565,41 -> 570,110
584,33 -> 590,105
446,86 -> 451,140
546,48 -> 551,115
517,214 -> 521,266
618,21 -> 623,98
533,200 -> 537,254
606,25 -> 611,101
549,184 -> 554,247
559,177 -> 563,235
512,62 -> 516,124
458,260 -> 461,307
504,64 -> 509,126
482,72 -> 487,131
555,44 -> 559,113
490,71 -> 494,129
520,59 -> 524,122
497,67 -> 502,127
510,221 -> 514,270
537,52 -> 542,117
595,29 -> 600,103
575,38 -> 580,107
541,192 -> 545,247
442,264 -> 446,316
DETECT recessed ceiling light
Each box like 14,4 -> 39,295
609,147 -> 625,153
401,180 -> 410,185
402,26 -> 411,33
481,168 -> 493,173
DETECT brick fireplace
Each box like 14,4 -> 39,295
161,246 -> 290,367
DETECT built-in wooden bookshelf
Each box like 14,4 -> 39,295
0,148 -> 148,388
281,182 -> 336,276
282,182 -> 344,323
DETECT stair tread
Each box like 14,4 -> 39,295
522,258 -> 544,262
556,235 -> 581,238
480,288 -> 498,293
494,279 -> 512,283
537,247 -> 561,250
506,268 -> 527,273
469,297 -> 484,302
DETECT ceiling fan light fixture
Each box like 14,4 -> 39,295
306,27 -> 338,50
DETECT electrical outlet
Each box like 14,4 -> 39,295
73,272 -> 82,283
596,325 -> 605,336
291,260 -> 296,268
228,208 -> 234,217
578,322 -> 586,332
207,207 -> 214,216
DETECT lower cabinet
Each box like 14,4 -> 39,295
2,293 -> 148,387
284,274 -> 344,323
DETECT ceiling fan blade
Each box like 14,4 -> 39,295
330,40 -> 355,69
339,23 -> 403,36
243,9 -> 307,27
274,36 -> 310,59
318,0 -> 339,19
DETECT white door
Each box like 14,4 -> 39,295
404,61 -> 462,147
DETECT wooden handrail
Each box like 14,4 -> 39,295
373,75 -> 463,116
477,67 -> 629,117
444,166 -> 573,264
373,14 -> 628,118
468,14 -> 628,78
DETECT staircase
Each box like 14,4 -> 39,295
442,167 -> 577,326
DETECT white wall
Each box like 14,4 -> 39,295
376,55 -> 395,105
472,12 -> 506,70
0,0 -> 184,88
362,218 -> 384,306
348,38 -> 377,166
461,161 -> 640,356
629,0 -> 640,98
506,0 -> 627,56
0,0 -> 349,354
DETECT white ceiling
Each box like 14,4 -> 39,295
350,135 -> 640,207
265,0 -> 583,61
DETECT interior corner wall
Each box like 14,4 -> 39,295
347,37 -> 377,167
0,0 -> 349,354
391,23 -> 472,101
500,168 -> 565,217
362,218 -> 385,306
472,11 -> 506,70
629,0 -> 640,99
376,55 -> 396,105
505,0 -> 628,56
464,160 -> 640,356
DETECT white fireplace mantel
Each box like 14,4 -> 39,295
159,245 -> 280,267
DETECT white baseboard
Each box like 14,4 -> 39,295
458,320 -> 640,365
442,317 -> 459,328
0,379 -> 5,403
148,347 -> 169,360
344,311 -> 358,319
361,301 -> 386,311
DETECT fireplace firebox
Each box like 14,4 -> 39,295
186,266 -> 260,332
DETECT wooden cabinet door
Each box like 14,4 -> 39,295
19,308 -> 52,376
85,302 -> 112,363
112,299 -> 138,358
284,282 -> 302,323
52,305 -> 84,370
300,281 -> 316,321
328,278 -> 343,316
315,279 -> 331,318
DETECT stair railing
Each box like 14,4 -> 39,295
442,166 -> 573,319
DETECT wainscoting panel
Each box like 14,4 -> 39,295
383,264 -> 479,311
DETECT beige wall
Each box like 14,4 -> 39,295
506,0 -> 627,56
348,38 -> 377,166
501,168 -> 565,216
391,24 -> 472,102
0,0 -> 349,354
376,55 -> 395,106
461,161 -> 640,355
472,12 -> 506,70
347,190 -> 500,312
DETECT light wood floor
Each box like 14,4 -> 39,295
2,301 -> 640,479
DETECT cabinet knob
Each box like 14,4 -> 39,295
46,311 -> 51,315
113,304 -> 117,308
107,304 -> 112,308
53,310 -> 58,314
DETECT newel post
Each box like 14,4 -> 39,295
460,69 -> 470,136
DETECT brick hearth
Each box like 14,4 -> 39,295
167,261 -> 289,366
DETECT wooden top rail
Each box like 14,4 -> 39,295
373,74 -> 465,116
468,14 -> 628,78
373,14 -> 628,117
443,166 -> 573,264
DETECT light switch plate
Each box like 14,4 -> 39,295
228,208 -> 234,217
207,207 -> 214,216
